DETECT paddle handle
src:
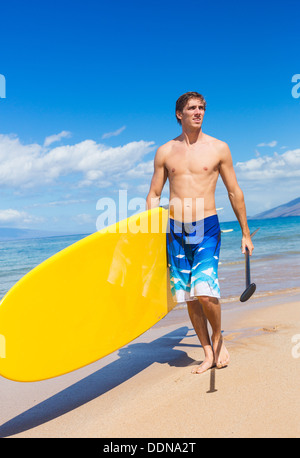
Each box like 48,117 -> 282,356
245,247 -> 251,287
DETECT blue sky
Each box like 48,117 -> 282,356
0,0 -> 300,233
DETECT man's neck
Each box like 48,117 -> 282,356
181,128 -> 204,146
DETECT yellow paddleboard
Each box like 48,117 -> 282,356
0,207 -> 175,382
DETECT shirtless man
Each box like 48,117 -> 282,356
146,91 -> 254,374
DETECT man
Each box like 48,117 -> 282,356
146,91 -> 254,374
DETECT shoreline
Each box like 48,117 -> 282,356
0,290 -> 299,438
174,286 -> 300,310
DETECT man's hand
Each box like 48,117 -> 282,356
241,234 -> 254,256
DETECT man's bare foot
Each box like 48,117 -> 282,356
212,334 -> 229,368
191,356 -> 215,374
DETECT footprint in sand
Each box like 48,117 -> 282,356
261,325 -> 280,333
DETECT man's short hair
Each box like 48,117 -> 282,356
175,92 -> 207,125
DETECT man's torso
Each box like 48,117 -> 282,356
162,133 -> 224,222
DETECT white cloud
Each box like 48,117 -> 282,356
44,130 -> 71,147
137,183 -> 151,194
101,126 -> 126,139
235,149 -> 300,180
257,140 -> 277,147
0,209 -> 43,226
126,160 -> 154,178
226,148 -> 300,217
72,213 -> 95,225
29,199 -> 89,208
0,133 -> 155,189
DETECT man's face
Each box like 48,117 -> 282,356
177,98 -> 205,128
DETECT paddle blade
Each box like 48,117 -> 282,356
240,283 -> 256,302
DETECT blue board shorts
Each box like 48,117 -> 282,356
167,214 -> 221,303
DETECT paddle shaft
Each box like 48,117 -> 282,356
245,228 -> 259,287
245,247 -> 251,287
239,229 -> 259,302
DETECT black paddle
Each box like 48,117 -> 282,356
240,228 -> 259,302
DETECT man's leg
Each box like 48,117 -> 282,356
197,296 -> 229,369
188,296 -> 229,374
187,298 -> 215,374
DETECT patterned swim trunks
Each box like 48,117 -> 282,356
167,214 -> 221,303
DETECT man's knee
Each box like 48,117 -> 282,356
196,295 -> 219,306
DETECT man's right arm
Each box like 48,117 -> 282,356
146,146 -> 168,210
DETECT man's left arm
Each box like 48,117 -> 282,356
219,142 -> 254,255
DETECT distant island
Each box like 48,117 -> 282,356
251,197 -> 300,219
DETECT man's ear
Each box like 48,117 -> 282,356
176,110 -> 182,122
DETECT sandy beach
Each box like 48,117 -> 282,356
0,288 -> 299,439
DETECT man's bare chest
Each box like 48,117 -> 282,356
165,148 -> 220,177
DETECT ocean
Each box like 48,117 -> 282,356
218,216 -> 300,304
0,216 -> 299,304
